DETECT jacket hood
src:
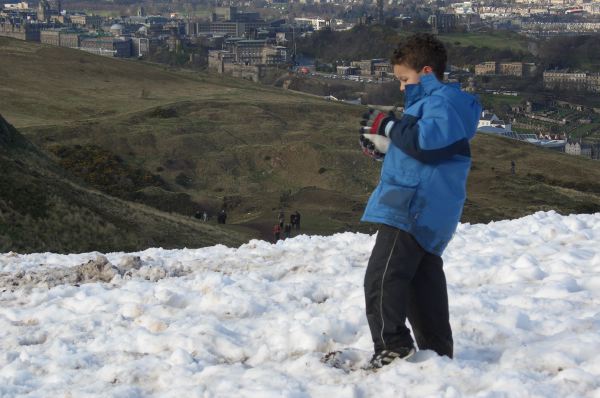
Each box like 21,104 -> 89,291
404,73 -> 481,140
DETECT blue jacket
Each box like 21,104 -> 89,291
361,73 -> 482,255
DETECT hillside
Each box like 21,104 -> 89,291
465,134 -> 600,222
0,114 -> 250,253
1,37 -> 600,249
0,37 -> 378,239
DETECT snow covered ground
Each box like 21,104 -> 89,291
1,211 -> 600,397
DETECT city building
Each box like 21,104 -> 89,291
167,27 -> 182,52
80,36 -> 131,57
69,14 -> 103,29
229,39 -> 264,65
208,49 -> 281,83
109,23 -> 124,36
208,50 -> 235,73
336,66 -> 359,75
210,39 -> 287,67
184,20 -> 197,36
521,22 -> 600,37
475,61 -> 496,76
498,62 -> 523,77
543,70 -> 598,92
197,21 -> 247,36
450,2 -> 476,15
131,37 -> 150,57
294,17 -> 328,30
0,19 -> 40,40
428,13 -> 457,34
208,37 -> 287,82
373,61 -> 392,77
475,61 -> 537,78
191,6 -> 267,37
40,28 -> 81,48
349,58 -> 390,76
478,111 -> 508,130
262,45 -> 287,65
565,140 -> 600,160
587,73 -> 600,93
351,60 -> 374,76
3,2 -> 30,10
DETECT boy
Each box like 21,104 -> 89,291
359,34 -> 481,368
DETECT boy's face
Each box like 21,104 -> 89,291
393,63 -> 434,92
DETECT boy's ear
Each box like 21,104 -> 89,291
421,66 -> 434,75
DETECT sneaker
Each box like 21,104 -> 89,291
365,347 -> 416,369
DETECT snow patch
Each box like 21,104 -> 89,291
0,211 -> 600,396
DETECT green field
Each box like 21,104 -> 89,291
439,32 -> 529,52
480,93 -> 524,110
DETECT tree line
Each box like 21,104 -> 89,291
297,25 -> 600,73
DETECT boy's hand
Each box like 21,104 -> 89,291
360,109 -> 397,137
361,134 -> 390,154
359,133 -> 386,161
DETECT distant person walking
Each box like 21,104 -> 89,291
511,160 -> 516,175
217,209 -> 227,224
273,224 -> 282,242
278,210 -> 285,228
284,223 -> 292,239
202,211 -> 208,222
293,211 -> 301,230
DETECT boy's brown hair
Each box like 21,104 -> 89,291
391,33 -> 447,81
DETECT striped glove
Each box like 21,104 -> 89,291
360,109 -> 397,136
359,109 -> 396,160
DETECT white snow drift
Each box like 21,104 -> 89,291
1,211 -> 600,397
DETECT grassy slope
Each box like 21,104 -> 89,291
0,37 -> 376,239
0,114 -> 251,253
1,37 -> 600,248
0,37 -> 238,127
466,133 -> 600,223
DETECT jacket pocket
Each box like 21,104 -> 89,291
377,172 -> 420,220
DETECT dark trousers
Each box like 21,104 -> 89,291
364,224 -> 453,358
